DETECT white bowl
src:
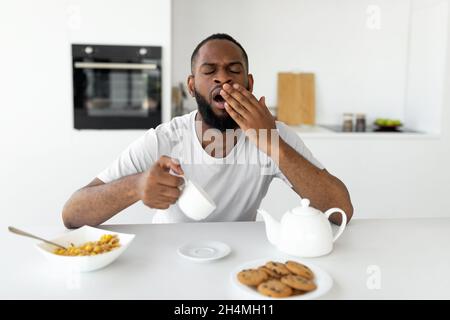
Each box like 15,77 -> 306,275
35,225 -> 135,272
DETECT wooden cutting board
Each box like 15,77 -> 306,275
277,72 -> 315,125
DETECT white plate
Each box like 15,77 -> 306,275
177,240 -> 231,263
231,258 -> 333,300
35,225 -> 135,272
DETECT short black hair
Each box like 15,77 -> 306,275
190,33 -> 249,75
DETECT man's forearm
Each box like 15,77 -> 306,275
62,173 -> 142,229
274,138 -> 354,225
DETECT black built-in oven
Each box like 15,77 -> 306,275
72,44 -> 162,129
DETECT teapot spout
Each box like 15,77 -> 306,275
257,209 -> 281,246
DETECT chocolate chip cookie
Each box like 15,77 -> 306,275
257,279 -> 293,298
281,274 -> 317,292
265,261 -> 291,277
237,268 -> 268,286
258,266 -> 281,279
285,260 -> 314,280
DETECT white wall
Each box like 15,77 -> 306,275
405,0 -> 449,133
0,0 -> 171,226
172,0 -> 411,125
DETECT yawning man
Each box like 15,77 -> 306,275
62,33 -> 354,228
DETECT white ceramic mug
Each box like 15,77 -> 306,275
172,173 -> 216,220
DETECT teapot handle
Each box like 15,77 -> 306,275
324,208 -> 347,242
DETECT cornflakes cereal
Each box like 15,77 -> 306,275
53,234 -> 120,256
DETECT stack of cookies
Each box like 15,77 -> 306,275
237,260 -> 316,298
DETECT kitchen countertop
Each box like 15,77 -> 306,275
319,124 -> 420,134
2,218 -> 450,299
288,124 -> 439,139
266,107 -> 439,139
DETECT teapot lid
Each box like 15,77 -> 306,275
291,198 -> 321,216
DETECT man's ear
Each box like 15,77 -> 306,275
187,75 -> 195,97
247,74 -> 254,93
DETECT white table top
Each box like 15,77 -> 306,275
2,218 -> 450,299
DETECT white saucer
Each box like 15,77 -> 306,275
231,258 -> 333,300
177,240 -> 231,263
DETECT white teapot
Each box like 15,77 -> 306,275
257,199 -> 347,257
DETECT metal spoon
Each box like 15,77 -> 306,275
8,226 -> 67,249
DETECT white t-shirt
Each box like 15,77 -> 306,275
97,110 -> 325,223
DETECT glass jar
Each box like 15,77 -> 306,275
355,113 -> 366,132
342,113 -> 354,132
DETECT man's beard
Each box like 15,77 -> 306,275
194,89 -> 239,132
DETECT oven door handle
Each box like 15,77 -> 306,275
74,62 -> 158,70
